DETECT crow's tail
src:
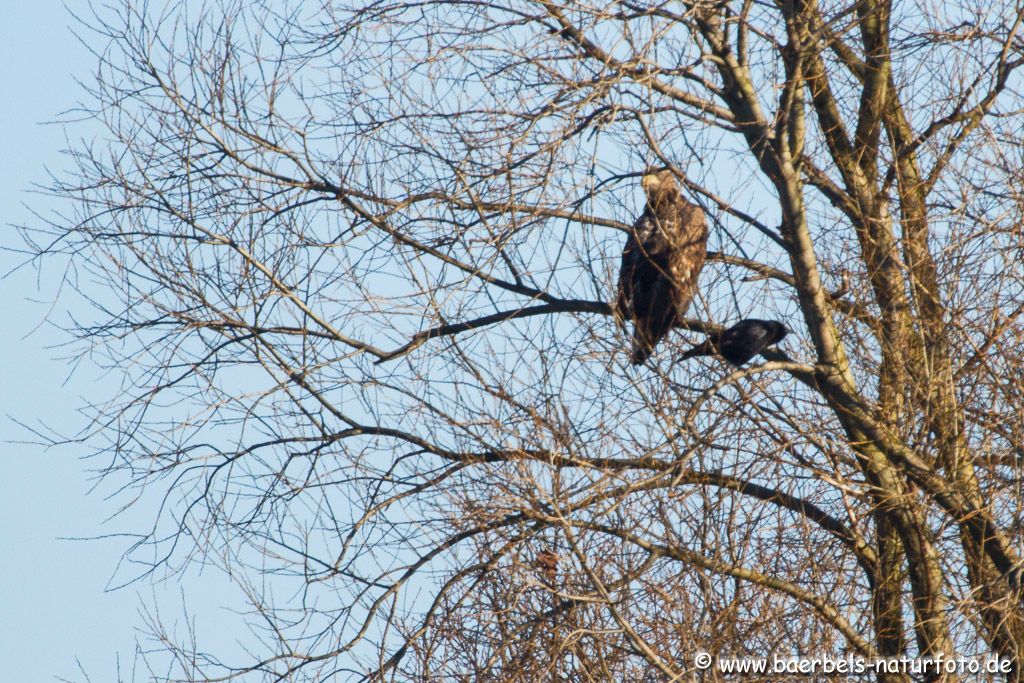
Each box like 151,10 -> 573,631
680,342 -> 712,360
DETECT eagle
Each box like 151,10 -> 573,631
680,319 -> 789,366
616,168 -> 708,365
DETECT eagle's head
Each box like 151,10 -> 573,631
641,167 -> 679,207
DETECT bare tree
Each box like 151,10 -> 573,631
23,0 -> 1024,680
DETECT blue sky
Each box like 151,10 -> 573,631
0,4 -> 187,680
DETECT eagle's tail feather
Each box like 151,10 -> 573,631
630,334 -> 654,365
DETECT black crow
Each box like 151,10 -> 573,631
681,319 -> 789,366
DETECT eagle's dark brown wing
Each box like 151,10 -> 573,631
616,208 -> 659,320
615,234 -> 640,324
628,250 -> 677,364
618,209 -> 678,364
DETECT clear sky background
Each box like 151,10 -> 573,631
0,4 -> 201,681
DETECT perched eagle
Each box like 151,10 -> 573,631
680,319 -> 789,366
616,168 -> 708,365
